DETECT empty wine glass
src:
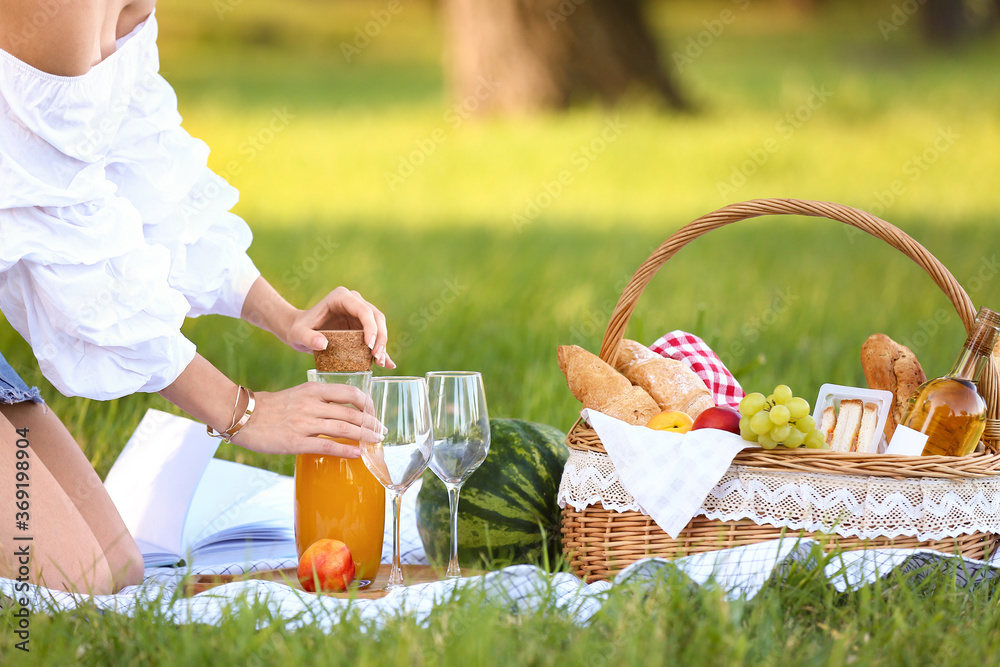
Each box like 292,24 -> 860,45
359,377 -> 434,591
426,371 -> 490,579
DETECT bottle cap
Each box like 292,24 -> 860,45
976,307 -> 1000,329
966,307 -> 1000,355
313,330 -> 375,372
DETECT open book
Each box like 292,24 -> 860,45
103,409 -> 298,568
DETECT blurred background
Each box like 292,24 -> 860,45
4,0 -> 1000,472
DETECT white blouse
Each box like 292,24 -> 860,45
0,12 -> 260,400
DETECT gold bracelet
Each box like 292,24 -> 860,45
206,386 -> 256,443
226,388 -> 256,441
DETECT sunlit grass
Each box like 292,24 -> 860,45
157,0 -> 1000,231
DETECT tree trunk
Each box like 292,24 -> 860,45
923,0 -> 967,45
443,0 -> 690,115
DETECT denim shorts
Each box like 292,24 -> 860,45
0,350 -> 43,405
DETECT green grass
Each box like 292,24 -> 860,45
3,0 -> 1000,662
7,548 -> 1000,665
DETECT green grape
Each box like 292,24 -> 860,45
766,394 -> 775,406
758,433 -> 778,449
771,423 -> 793,442
739,393 -> 767,417
783,429 -> 807,449
769,404 -> 791,425
740,426 -> 757,442
773,385 -> 793,404
805,429 -> 828,449
739,416 -> 750,430
750,410 -> 772,435
796,415 -> 817,433
786,397 -> 810,420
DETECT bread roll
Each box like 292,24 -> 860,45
861,333 -> 927,442
557,345 -> 660,425
614,339 -> 715,418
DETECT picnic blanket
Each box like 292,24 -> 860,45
5,484 -> 1000,629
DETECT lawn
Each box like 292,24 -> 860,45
3,0 -> 1000,663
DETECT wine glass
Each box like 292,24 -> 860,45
359,377 -> 434,591
426,371 -> 490,579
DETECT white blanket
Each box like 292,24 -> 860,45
6,512 -> 1000,629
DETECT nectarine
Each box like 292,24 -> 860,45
691,406 -> 741,435
646,410 -> 694,433
297,538 -> 355,593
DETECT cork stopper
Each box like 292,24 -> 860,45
965,307 -> 1000,356
312,330 -> 374,372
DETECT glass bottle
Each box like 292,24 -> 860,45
900,306 -> 1000,457
294,369 -> 385,587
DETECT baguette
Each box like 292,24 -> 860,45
614,339 -> 715,418
557,345 -> 660,425
861,334 -> 926,442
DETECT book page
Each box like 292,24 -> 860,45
104,410 -> 220,566
184,459 -> 295,560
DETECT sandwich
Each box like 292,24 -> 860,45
827,399 -> 880,453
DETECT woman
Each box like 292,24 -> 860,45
0,0 -> 394,594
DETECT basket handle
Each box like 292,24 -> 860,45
596,198 -> 1000,436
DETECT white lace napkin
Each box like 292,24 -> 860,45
582,409 -> 757,538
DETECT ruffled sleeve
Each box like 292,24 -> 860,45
105,45 -> 260,318
0,13 -> 257,399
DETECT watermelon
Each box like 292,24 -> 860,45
416,418 -> 569,570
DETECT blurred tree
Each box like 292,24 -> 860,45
442,0 -> 690,114
923,0 -> 1000,46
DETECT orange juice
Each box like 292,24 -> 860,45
294,439 -> 385,583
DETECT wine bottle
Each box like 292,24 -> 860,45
899,306 -> 1000,457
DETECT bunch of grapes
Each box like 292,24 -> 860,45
738,385 -> 828,450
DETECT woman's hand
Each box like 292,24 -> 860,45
286,286 -> 396,368
241,279 -> 395,368
231,382 -> 383,458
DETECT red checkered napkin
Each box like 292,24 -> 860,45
649,331 -> 744,410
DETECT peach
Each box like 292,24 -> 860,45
297,538 -> 355,593
646,410 -> 695,434
691,406 -> 742,435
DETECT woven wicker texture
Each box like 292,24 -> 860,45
560,198 -> 1000,580
561,506 -> 1000,583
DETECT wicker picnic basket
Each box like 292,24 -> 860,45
560,198 -> 1000,583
